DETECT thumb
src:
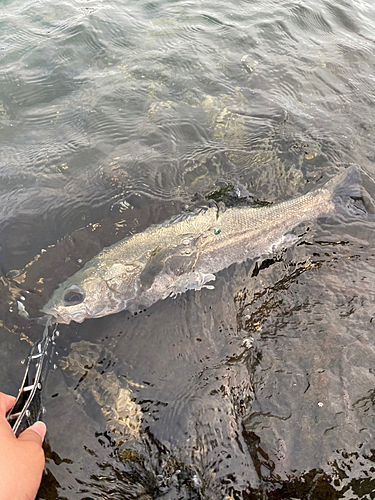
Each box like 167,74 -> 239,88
18,421 -> 46,446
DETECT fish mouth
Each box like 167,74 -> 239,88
63,306 -> 92,324
41,305 -> 93,325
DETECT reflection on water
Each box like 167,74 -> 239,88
1,0 -> 375,498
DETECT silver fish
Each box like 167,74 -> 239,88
42,167 -> 361,324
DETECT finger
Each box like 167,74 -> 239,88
18,421 -> 46,445
0,393 -> 17,441
0,393 -> 16,416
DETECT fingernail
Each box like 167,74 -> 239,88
30,421 -> 47,441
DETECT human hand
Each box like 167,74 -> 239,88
0,392 -> 46,500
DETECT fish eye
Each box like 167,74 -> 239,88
63,285 -> 84,306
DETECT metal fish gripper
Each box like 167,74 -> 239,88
6,319 -> 57,437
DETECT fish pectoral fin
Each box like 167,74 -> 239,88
139,247 -> 171,290
164,252 -> 197,277
140,240 -> 200,290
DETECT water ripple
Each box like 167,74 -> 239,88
325,2 -> 360,34
288,4 -> 333,35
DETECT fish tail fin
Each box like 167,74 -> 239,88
325,166 -> 363,215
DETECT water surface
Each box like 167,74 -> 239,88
1,0 -> 375,498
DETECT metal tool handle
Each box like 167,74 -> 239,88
7,322 -> 56,437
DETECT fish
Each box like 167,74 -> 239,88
42,167 -> 362,324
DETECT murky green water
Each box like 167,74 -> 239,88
1,0 -> 375,498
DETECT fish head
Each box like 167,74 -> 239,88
42,260 -> 142,324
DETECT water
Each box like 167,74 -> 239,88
1,0 -> 375,498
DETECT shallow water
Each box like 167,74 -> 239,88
1,0 -> 375,498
